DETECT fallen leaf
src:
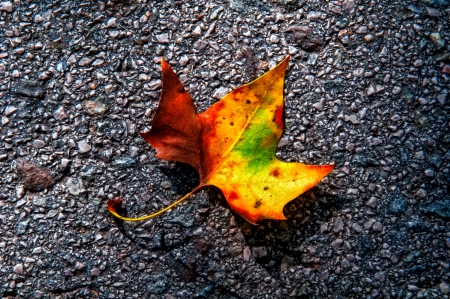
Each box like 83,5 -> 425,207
108,56 -> 334,224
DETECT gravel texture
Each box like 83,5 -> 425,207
1,0 -> 450,298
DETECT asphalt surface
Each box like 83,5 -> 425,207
0,0 -> 450,298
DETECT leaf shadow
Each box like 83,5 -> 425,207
224,187 -> 352,275
158,162 -> 200,195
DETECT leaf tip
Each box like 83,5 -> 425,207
327,162 -> 337,172
272,55 -> 290,76
161,57 -> 169,69
319,163 -> 336,178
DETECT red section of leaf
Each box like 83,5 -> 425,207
274,105 -> 284,128
140,59 -> 202,171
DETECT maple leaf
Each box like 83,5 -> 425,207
108,56 -> 335,224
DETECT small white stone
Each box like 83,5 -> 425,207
12,69 -> 21,78
66,178 -> 86,196
53,107 -> 67,120
0,2 -> 13,13
92,59 -> 104,67
243,247 -> 251,261
413,59 -> 423,67
193,40 -> 207,50
426,7 -> 442,17
356,26 -> 367,34
366,84 -> 376,95
139,74 -> 149,81
307,11 -> 324,20
351,223 -> 362,233
288,46 -> 298,55
333,217 -> 344,232
275,13 -> 285,22
156,33 -> 169,44
213,87 -> 230,99
278,136 -> 289,147
60,158 -> 71,169
129,146 -> 140,157
91,268 -> 101,276
375,85 -> 385,93
343,0 -> 355,12
344,114 -> 360,124
77,141 -> 91,154
140,12 -> 150,23
418,97 -> 428,105
179,55 -> 189,66
364,219 -> 377,230
252,246 -> 267,258
372,222 -> 383,232
366,197 -> 378,208
1,116 -> 9,125
192,25 -> 201,36
416,189 -> 427,198
437,93 -> 447,105
147,80 -> 162,90
372,138 -> 382,146
105,17 -> 116,28
25,257 -> 35,264
32,140 -> 45,149
331,238 -> 343,248
34,41 -> 43,49
13,263 -> 24,274
424,169 -> 435,177
109,30 -> 119,38
329,2 -> 341,14
269,34 -> 279,43
67,54 -> 77,65
364,34 -> 374,42
440,282 -> 450,294
392,86 -> 402,95
16,185 -> 25,199
5,106 -> 17,116
78,57 -> 92,66
34,14 -> 43,23
75,262 -> 85,270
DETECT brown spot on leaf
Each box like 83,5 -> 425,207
271,168 -> 280,178
274,105 -> 284,128
254,199 -> 262,208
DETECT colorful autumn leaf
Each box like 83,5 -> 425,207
108,56 -> 335,225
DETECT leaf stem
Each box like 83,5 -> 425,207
108,185 -> 203,222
